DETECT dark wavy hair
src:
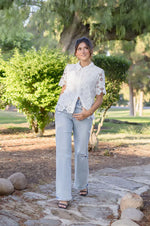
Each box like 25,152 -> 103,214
74,37 -> 93,56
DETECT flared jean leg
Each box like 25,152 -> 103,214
55,111 -> 73,201
73,117 -> 93,190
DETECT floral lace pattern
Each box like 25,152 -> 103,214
96,72 -> 105,95
56,62 -> 106,113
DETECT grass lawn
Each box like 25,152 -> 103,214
0,110 -> 28,134
106,108 -> 150,123
0,110 -> 27,125
96,108 -> 150,144
0,108 -> 150,145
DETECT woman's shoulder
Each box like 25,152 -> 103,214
66,63 -> 77,67
92,63 -> 104,73
65,63 -> 79,72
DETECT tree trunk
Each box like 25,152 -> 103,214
88,106 -> 111,151
60,12 -> 90,54
139,90 -> 144,116
133,96 -> 136,116
96,106 -> 111,137
135,97 -> 139,116
129,80 -> 134,116
32,121 -> 38,133
37,128 -> 44,137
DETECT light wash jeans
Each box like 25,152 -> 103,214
55,99 -> 93,201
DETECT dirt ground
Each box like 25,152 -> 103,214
0,126 -> 150,225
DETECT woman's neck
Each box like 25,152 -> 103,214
80,60 -> 91,67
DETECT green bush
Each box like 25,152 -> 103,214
2,48 -> 68,135
93,55 -> 131,110
0,56 -> 8,109
89,54 -> 131,150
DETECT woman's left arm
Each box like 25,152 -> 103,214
73,93 -> 103,121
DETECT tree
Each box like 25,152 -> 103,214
26,5 -> 61,50
32,0 -> 150,53
2,48 -> 69,135
0,1 -> 34,59
128,61 -> 150,116
0,0 -> 14,10
1,0 -> 150,54
0,54 -> 8,109
0,0 -> 44,10
128,33 -> 150,116
104,34 -> 150,116
89,54 -> 131,150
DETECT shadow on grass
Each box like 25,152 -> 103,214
103,136 -> 150,141
101,122 -> 150,135
99,134 -> 150,146
42,134 -> 55,138
107,141 -> 149,146
0,127 -> 31,134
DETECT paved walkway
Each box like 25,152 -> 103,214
0,164 -> 150,226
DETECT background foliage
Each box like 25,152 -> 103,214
93,55 -> 131,110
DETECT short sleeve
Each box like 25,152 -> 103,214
58,65 -> 68,87
95,69 -> 106,95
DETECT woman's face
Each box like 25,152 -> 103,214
75,42 -> 91,62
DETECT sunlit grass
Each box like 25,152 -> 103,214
0,110 -> 27,125
1,108 -> 150,145
106,108 -> 150,123
96,108 -> 150,144
99,133 -> 150,145
101,122 -> 150,135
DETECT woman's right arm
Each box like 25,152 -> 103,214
59,65 -> 68,95
60,85 -> 66,95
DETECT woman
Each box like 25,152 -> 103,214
55,37 -> 106,209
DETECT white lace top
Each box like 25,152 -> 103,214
55,61 -> 106,113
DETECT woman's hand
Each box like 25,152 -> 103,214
73,94 -> 103,121
73,107 -> 91,120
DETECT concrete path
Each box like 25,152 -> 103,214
0,164 -> 150,226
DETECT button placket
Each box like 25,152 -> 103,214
77,69 -> 82,98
